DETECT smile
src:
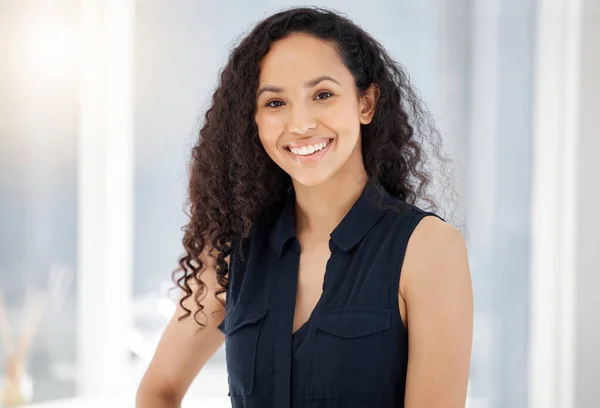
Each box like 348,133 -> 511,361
283,138 -> 333,164
285,138 -> 332,156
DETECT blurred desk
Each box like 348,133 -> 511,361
26,395 -> 231,407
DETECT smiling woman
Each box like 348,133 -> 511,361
136,6 -> 472,408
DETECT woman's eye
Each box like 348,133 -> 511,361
266,100 -> 284,108
315,91 -> 333,100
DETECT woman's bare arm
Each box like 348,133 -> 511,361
136,252 -> 227,407
401,216 -> 473,408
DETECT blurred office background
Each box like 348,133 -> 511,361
0,0 -> 598,407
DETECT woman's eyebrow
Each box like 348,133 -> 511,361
256,85 -> 283,98
256,75 -> 341,98
304,75 -> 340,88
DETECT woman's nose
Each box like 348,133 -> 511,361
287,105 -> 317,135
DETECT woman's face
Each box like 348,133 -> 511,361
255,33 -> 377,188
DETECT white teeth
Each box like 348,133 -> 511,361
288,140 -> 330,156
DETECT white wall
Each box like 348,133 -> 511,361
529,0 -> 600,407
575,0 -> 600,406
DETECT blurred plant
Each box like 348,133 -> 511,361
0,263 -> 72,407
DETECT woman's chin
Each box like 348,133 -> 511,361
290,171 -> 333,189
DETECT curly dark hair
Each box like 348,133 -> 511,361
173,6 -> 456,326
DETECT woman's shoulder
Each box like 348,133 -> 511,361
400,210 -> 469,295
395,196 -> 463,264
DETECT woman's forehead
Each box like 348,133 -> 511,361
258,34 -> 350,87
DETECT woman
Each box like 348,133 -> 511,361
137,7 -> 473,408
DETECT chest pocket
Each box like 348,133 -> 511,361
305,306 -> 391,402
221,307 -> 268,396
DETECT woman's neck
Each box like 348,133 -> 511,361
292,166 -> 368,243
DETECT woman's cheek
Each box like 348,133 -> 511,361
258,111 -> 286,135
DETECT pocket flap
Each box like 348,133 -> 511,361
226,308 -> 268,336
312,307 -> 391,338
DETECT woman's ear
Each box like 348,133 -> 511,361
358,84 -> 380,125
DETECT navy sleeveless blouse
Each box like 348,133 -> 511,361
217,182 -> 441,407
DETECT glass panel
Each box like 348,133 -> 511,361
0,1 -> 79,404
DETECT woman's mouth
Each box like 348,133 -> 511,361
283,138 -> 333,164
285,138 -> 332,156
